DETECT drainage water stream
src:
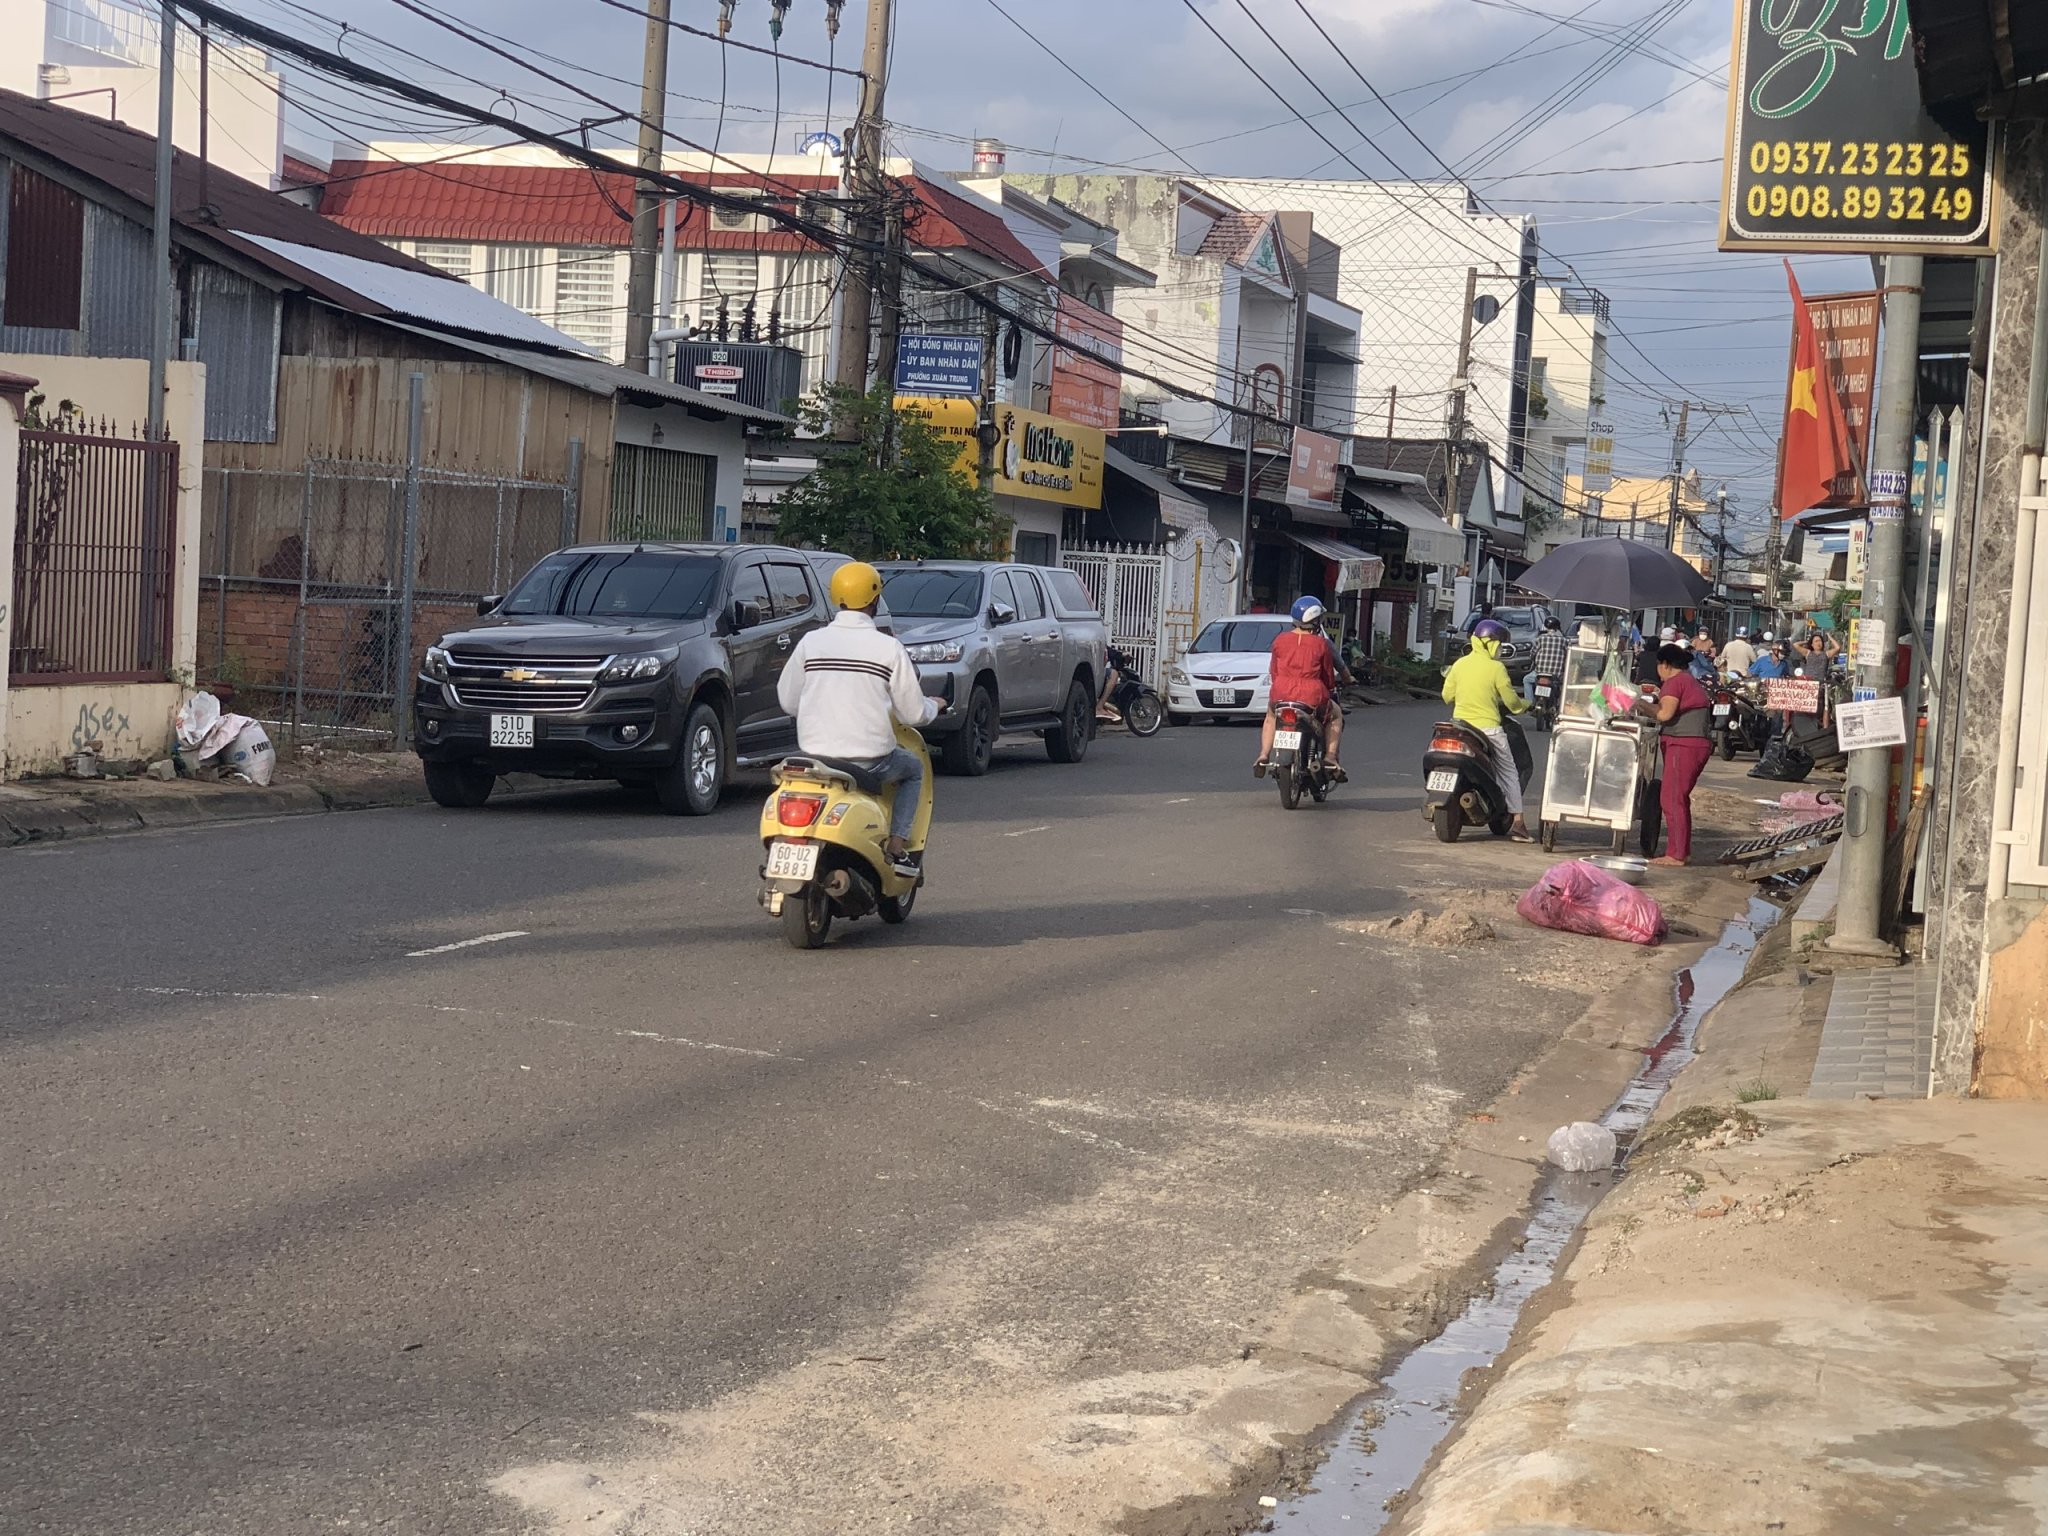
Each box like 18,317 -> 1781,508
1265,897 -> 1781,1534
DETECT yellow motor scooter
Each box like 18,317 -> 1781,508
758,722 -> 933,949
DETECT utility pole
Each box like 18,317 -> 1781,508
624,0 -> 670,374
1664,399 -> 1690,553
147,0 -> 177,440
832,0 -> 894,397
1828,253 -> 1924,959
1765,514 -> 1784,635
1447,267 -> 1478,523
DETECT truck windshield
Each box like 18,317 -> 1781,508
1189,620 -> 1289,654
881,569 -> 984,618
502,552 -> 721,621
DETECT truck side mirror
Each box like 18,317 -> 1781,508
734,599 -> 766,629
990,601 -> 1018,627
476,594 -> 501,616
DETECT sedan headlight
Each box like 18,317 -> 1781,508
1169,665 -> 1190,687
423,644 -> 451,681
601,652 -> 670,682
905,639 -> 964,664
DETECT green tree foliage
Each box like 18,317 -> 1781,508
773,384 -> 1009,560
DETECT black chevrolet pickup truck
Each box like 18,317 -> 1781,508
413,542 -> 834,814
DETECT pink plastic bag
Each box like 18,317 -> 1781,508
1516,860 -> 1668,946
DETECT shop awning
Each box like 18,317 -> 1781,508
1289,532 -> 1386,595
1354,488 -> 1465,566
1105,445 -> 1210,529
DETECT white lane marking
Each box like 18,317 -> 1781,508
406,930 -> 529,958
1165,797 -> 1194,804
1003,825 -> 1052,838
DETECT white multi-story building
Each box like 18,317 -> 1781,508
1199,177 -> 1539,522
1523,285 -> 1612,513
0,0 -> 284,186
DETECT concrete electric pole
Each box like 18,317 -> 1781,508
1664,400 -> 1691,553
624,0 -> 671,375
1827,253 -> 1924,959
831,0 -> 895,397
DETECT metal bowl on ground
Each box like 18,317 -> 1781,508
1584,853 -> 1649,884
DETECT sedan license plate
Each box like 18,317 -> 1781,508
1713,704 -> 1732,717
1213,689 -> 1243,706
489,713 -> 535,748
765,840 -> 820,881
1534,684 -> 1553,698
1426,770 -> 1460,793
1273,729 -> 1303,751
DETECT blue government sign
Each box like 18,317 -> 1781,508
894,333 -> 985,397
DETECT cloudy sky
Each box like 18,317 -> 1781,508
268,0 -> 1877,547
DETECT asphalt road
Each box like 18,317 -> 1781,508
2,705 -> 1574,1535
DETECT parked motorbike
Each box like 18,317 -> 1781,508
1422,715 -> 1533,843
1715,677 -> 1772,760
1102,671 -> 1165,737
1269,699 -> 1337,810
758,723 -> 931,950
1528,672 -> 1561,731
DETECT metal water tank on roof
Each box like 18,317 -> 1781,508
670,342 -> 804,415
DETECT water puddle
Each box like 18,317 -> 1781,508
1263,897 -> 1781,1534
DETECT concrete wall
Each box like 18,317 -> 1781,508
0,354 -> 205,776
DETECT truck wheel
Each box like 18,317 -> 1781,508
657,701 -> 725,815
424,760 -> 494,808
1046,681 -> 1093,763
941,685 -> 996,776
1432,802 -> 1462,843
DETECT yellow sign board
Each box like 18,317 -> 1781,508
897,396 -> 1104,510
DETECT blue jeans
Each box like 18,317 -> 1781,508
853,747 -> 924,844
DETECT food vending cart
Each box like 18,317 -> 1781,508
1537,644 -> 1656,855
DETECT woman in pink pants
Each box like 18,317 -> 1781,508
1648,644 -> 1715,866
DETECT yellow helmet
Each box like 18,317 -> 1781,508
828,560 -> 883,611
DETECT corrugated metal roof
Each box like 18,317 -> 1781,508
381,321 -> 793,427
238,234 -> 598,354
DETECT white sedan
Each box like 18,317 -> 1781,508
1165,615 -> 1295,723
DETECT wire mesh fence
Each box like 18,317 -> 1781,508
199,460 -> 574,746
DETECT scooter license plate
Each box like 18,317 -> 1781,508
1534,685 -> 1553,697
1426,770 -> 1460,793
1713,704 -> 1732,717
1273,729 -> 1303,751
765,840 -> 820,881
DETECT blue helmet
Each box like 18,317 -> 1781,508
1290,596 -> 1325,627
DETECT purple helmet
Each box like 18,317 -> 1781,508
1471,618 -> 1510,646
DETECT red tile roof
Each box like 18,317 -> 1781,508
1197,210 -> 1268,261
315,160 -> 1045,273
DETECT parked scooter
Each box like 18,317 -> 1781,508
1102,670 -> 1165,736
1528,672 -> 1561,731
1422,715 -> 1533,843
1269,699 -> 1337,809
1715,677 -> 1772,760
758,722 -> 931,949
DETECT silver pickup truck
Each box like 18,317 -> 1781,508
875,560 -> 1108,775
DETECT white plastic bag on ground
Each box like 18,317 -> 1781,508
219,721 -> 275,785
195,711 -> 253,761
174,690 -> 221,748
1546,1120 -> 1617,1172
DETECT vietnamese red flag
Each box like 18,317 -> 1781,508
1778,262 -> 1857,520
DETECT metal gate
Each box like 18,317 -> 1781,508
1063,543 -> 1167,685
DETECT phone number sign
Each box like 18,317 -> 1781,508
1721,0 -> 1995,254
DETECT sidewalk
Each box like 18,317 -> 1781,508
1386,951 -> 2048,1536
0,751 -> 534,846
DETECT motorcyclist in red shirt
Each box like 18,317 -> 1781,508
1254,596 -> 1347,782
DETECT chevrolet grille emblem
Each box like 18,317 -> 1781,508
501,667 -> 540,683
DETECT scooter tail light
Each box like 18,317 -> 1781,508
1279,708 -> 1300,727
777,793 -> 826,827
1430,735 -> 1473,754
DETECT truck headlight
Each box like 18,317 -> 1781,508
906,640 -> 964,663
601,652 -> 669,682
423,645 -> 451,681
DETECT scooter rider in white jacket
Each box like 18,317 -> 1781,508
776,561 -> 938,876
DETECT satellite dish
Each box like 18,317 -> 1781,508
1471,294 -> 1502,326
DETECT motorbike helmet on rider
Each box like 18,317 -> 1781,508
828,560 -> 884,612
1470,617 -> 1510,647
1290,596 -> 1325,628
